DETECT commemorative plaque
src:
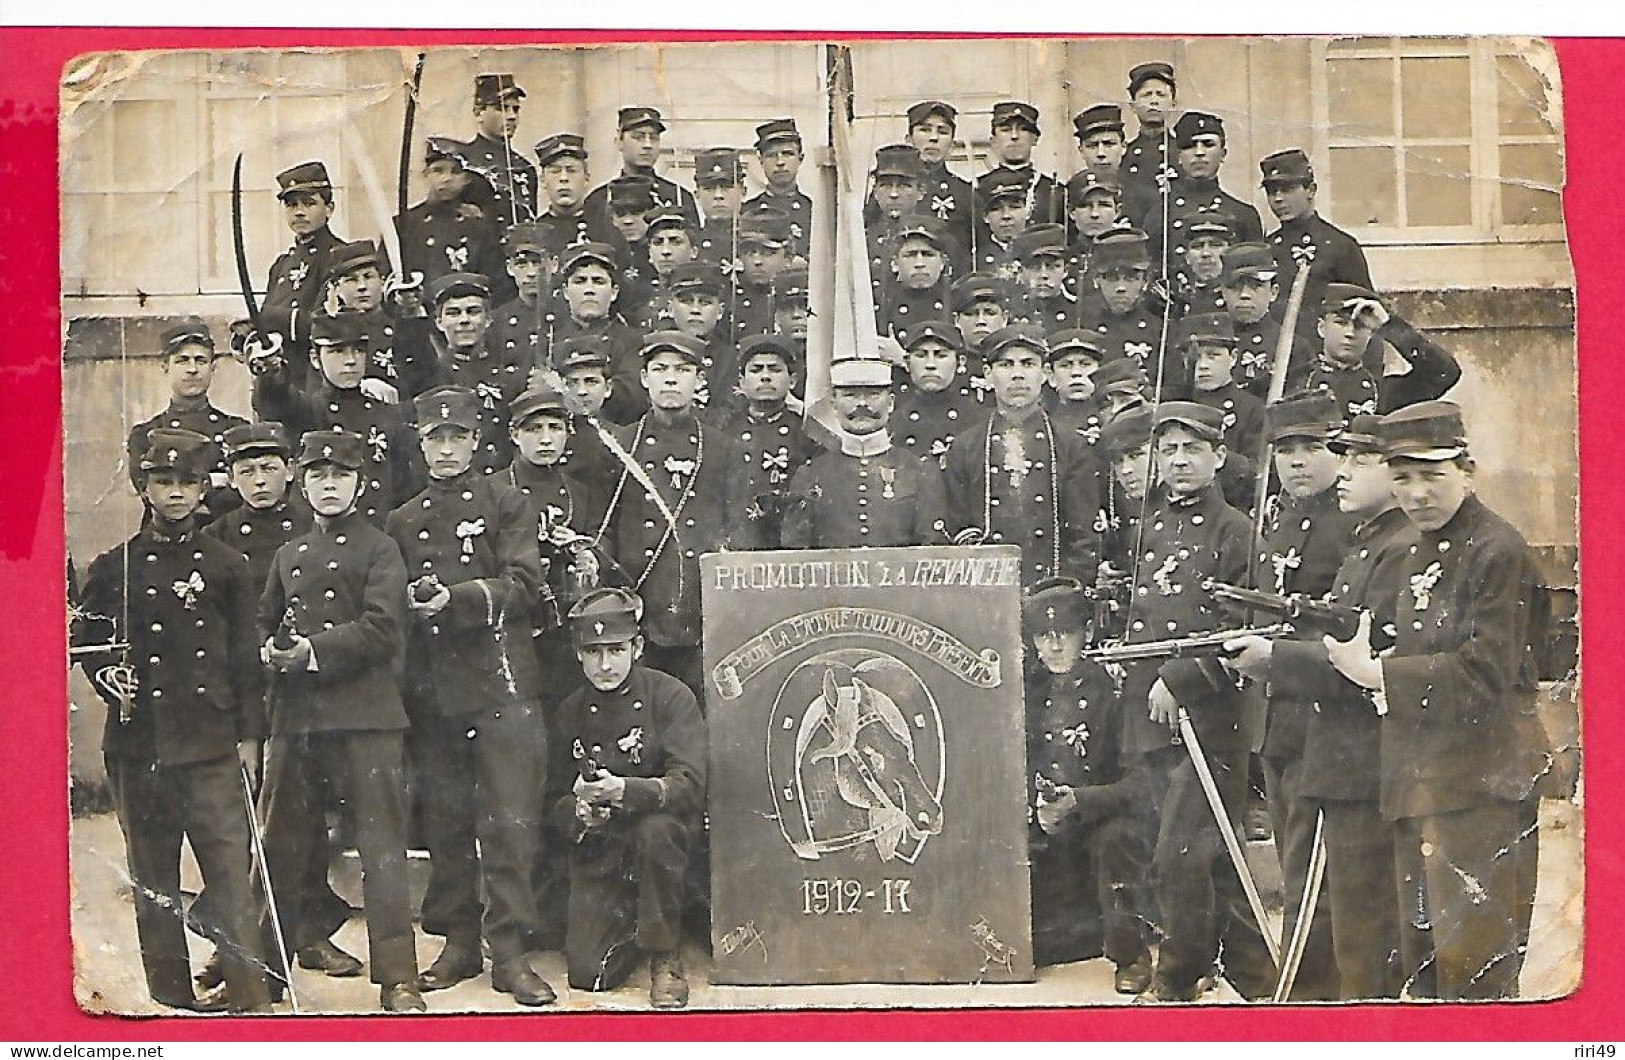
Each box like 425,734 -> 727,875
702,545 -> 1034,985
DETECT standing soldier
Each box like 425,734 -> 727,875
708,334 -> 815,549
1118,63 -> 1178,233
745,118 -> 813,259
585,106 -> 701,231
1070,104 -> 1129,199
257,429 -> 425,1012
1169,207 -> 1237,318
662,260 -> 736,411
772,263 -> 812,353
1093,404 -> 1154,638
532,134 -> 622,295
904,101 -> 975,257
876,216 -> 956,348
867,145 -> 930,310
553,336 -> 628,477
1046,329 -> 1108,441
1011,223 -> 1079,330
75,429 -> 272,1013
974,169 -> 1037,281
603,175 -> 658,325
644,209 -> 702,325
323,240 -> 439,402
1063,172 -> 1125,289
782,355 -> 949,549
262,160 -> 346,394
942,325 -> 1099,587
458,73 -> 537,229
550,587 -> 707,1008
395,138 -> 512,308
1260,149 -> 1373,323
1218,242 -> 1285,393
542,242 -> 647,425
693,148 -> 746,274
386,385 -> 554,1006
893,320 -> 975,467
1144,111 -> 1263,265
1182,313 -> 1265,503
1319,401 -> 1549,1000
487,224 -> 547,379
1078,228 -> 1169,386
425,271 -> 534,474
1304,284 -> 1462,420
731,209 -> 793,348
978,101 -> 1063,227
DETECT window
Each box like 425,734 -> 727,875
1315,36 -> 1564,244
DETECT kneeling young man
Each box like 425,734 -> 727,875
552,588 -> 707,1008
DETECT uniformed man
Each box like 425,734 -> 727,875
1078,228 -> 1170,386
892,319 -> 975,466
693,147 -> 746,273
262,160 -> 346,394
553,335 -> 624,478
1218,242 -> 1287,392
1118,63 -> 1178,232
745,118 -> 813,259
1093,357 -> 1150,425
876,215 -> 955,348
458,73 -> 538,229
978,100 -> 1063,230
1064,172 -> 1125,289
386,385 -> 553,1006
603,175 -> 658,324
550,587 -> 707,1007
948,271 -> 1013,386
772,262 -> 812,352
782,355 -> 949,549
1143,111 -> 1264,268
425,271 -> 534,473
1260,149 -> 1374,324
1093,404 -> 1154,638
1046,328 -> 1107,428
867,144 -> 929,311
257,429 -> 424,1012
127,320 -> 248,524
532,133 -> 623,295
974,168 -> 1036,281
486,223 -> 548,383
1070,104 -> 1129,194
943,325 -> 1100,587
584,106 -> 701,230
1319,401 -> 1548,1000
76,429 -> 272,1013
395,138 -> 512,309
902,100 -> 975,256
644,209 -> 701,321
1128,402 -> 1277,1002
599,330 -> 742,698
540,242 -> 647,425
707,334 -> 815,549
324,239 -> 437,401
1022,576 -> 1153,985
1183,313 -> 1265,503
663,260 -> 736,411
731,209 -> 792,347
1304,284 -> 1462,420
1170,206 -> 1237,318
251,311 -> 419,524
1011,223 -> 1079,330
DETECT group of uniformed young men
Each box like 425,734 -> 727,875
72,60 -> 1556,1014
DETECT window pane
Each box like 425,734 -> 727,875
1328,58 -> 1394,139
1496,54 -> 1557,137
1500,143 -> 1564,226
1328,146 -> 1398,228
1401,57 -> 1471,139
1404,145 -> 1473,227
113,100 -> 179,188
111,191 -> 197,292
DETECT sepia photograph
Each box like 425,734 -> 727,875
57,35 -> 1581,1018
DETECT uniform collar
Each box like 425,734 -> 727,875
1354,504 -> 1409,543
427,467 -> 479,494
840,429 -> 893,458
1420,493 -> 1488,546
142,513 -> 198,544
508,458 -> 567,490
1162,481 -> 1221,510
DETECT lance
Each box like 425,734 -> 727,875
230,155 -> 284,371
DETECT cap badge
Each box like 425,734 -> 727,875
166,448 -> 179,464
594,621 -> 605,636
439,403 -> 451,421
322,444 -> 334,458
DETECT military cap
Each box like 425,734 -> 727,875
1012,223 -> 1069,261
755,118 -> 802,150
738,333 -> 799,372
667,260 -> 726,297
949,272 -> 1008,312
556,334 -> 612,374
424,137 -> 466,167
873,144 -> 922,181
159,319 -> 218,357
473,73 -> 525,107
641,330 -> 707,366
1022,576 -> 1087,635
1174,111 -> 1226,148
310,311 -> 372,348
1377,400 -> 1468,462
296,429 -> 366,470
569,586 -> 644,646
1154,400 -> 1226,443
606,174 -> 657,214
1260,149 -> 1314,187
738,210 -> 792,250
1267,389 -> 1344,443
693,148 -> 744,187
414,384 -> 483,433
1092,357 -> 1146,398
979,168 -> 1031,207
774,263 -> 810,302
558,242 -> 620,278
1100,405 -> 1154,455
1092,227 -> 1152,269
644,208 -> 694,238
1128,61 -> 1177,95
983,323 -> 1049,363
1048,329 -> 1105,363
829,356 -> 894,389
990,100 -> 1041,133
222,422 -> 290,463
617,106 -> 667,134
1182,205 -> 1237,241
1066,169 -> 1121,202
907,100 -> 958,129
1073,104 -> 1125,140
1319,282 -> 1385,319
905,319 -> 962,351
276,161 -> 331,200
893,214 -> 951,250
428,271 -> 491,307
140,427 -> 214,476
1178,312 -> 1237,349
509,381 -> 570,426
1329,413 -> 1385,456
328,239 -> 382,277
1220,242 -> 1278,285
503,223 -> 546,258
534,133 -> 588,169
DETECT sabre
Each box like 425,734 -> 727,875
1272,806 -> 1328,1001
240,761 -> 299,1013
340,120 -> 419,298
230,155 -> 284,372
399,52 -> 425,222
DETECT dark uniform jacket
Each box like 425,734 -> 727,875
386,469 -> 545,716
532,209 -> 624,295
1027,661 -> 1142,827
498,458 -> 615,631
602,411 -> 741,648
942,408 -> 1100,586
893,383 -> 976,467
550,664 -> 708,839
729,280 -> 778,349
127,400 -> 249,521
709,404 -> 818,550
696,219 -> 740,274
1377,495 -> 1550,821
1121,483 -> 1254,755
1094,479 -> 1147,639
977,164 -> 1064,227
203,492 -> 313,601
1013,289 -> 1082,332
78,519 -> 266,766
426,344 -> 535,474
585,172 -> 700,232
537,311 -> 649,426
877,282 -> 952,349
395,201 -> 513,307
263,224 -> 344,392
1304,316 -> 1462,421
354,310 -> 440,403
456,133 -> 538,227
781,432 -> 949,550
1233,311 -> 1286,395
1274,506 -> 1413,803
744,186 -> 814,258
1077,292 -> 1167,369
1118,128 -> 1173,227
488,295 -> 545,378
1267,211 -> 1374,321
1190,382 -> 1265,467
1142,175 -> 1264,267
259,510 -> 410,734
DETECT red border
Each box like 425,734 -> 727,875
2,28 -> 1619,1042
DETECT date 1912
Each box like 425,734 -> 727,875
801,877 -> 913,915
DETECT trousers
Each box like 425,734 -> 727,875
565,812 -> 693,991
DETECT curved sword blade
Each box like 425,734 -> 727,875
231,153 -> 262,328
